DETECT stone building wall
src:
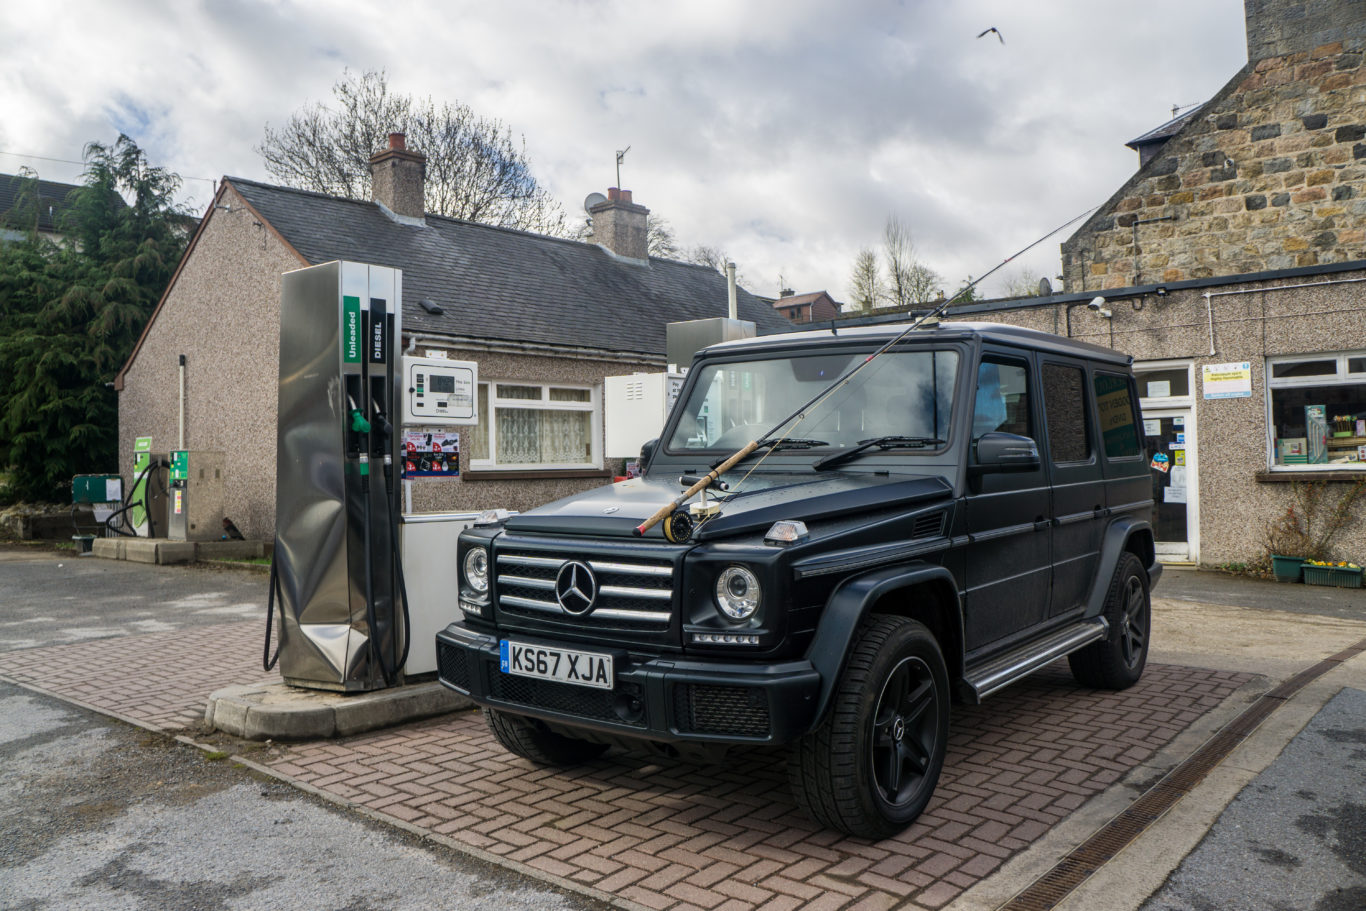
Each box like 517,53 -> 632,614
1062,39 -> 1366,292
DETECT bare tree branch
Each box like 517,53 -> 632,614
257,69 -> 568,235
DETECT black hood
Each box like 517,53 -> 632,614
502,472 -> 953,540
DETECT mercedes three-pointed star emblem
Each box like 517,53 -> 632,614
555,560 -> 598,615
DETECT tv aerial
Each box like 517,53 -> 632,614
615,146 -> 630,187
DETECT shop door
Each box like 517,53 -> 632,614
1142,409 -> 1195,561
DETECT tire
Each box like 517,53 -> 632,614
788,616 -> 950,839
1068,552 -> 1151,690
484,709 -> 609,766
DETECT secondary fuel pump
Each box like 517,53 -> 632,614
271,261 -> 408,692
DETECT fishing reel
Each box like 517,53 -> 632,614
662,474 -> 727,543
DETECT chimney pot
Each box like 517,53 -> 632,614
388,132 -> 406,151
608,187 -> 622,202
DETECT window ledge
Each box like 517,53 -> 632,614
462,468 -> 613,481
1256,470 -> 1366,483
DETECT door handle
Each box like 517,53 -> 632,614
1034,517 -> 1052,531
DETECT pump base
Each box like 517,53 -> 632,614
206,679 -> 472,741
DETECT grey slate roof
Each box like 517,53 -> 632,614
227,177 -> 790,357
0,173 -> 82,234
1125,105 -> 1205,150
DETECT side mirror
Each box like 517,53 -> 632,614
638,438 -> 659,471
974,432 -> 1040,471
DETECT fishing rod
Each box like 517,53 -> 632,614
633,204 -> 1100,540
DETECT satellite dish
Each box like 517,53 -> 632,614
1038,277 -> 1054,296
583,192 -> 607,214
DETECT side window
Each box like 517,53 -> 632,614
973,359 -> 1031,438
1093,372 -> 1142,458
1042,364 -> 1092,463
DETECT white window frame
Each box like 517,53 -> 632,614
1135,359 -> 1196,411
1265,350 -> 1366,472
469,381 -> 602,471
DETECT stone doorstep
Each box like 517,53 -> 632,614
91,537 -> 268,565
205,680 -> 473,741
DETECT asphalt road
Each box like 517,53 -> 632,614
1157,565 -> 1366,622
0,680 -> 606,911
1141,687 -> 1366,911
0,546 -> 268,652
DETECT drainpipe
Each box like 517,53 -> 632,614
726,262 -> 737,320
178,354 -> 186,450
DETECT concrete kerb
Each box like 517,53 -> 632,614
945,672 -> 1276,911
205,680 -> 474,741
91,537 -> 268,566
1051,651 -> 1366,911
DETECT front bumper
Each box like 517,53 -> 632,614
436,621 -> 822,745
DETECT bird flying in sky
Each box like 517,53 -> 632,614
977,27 -> 1004,44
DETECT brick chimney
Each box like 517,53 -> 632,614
369,132 -> 426,220
1245,0 -> 1366,61
589,187 -> 649,261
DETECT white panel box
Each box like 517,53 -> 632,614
605,372 -> 685,458
402,356 -> 478,426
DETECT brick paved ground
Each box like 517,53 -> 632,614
0,620 -> 273,730
271,663 -> 1250,911
0,623 -> 1250,910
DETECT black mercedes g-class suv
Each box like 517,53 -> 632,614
437,321 -> 1160,838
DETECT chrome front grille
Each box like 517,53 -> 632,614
495,551 -> 675,630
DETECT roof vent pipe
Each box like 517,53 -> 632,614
726,262 -> 737,320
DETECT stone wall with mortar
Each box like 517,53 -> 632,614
1063,39 -> 1366,292
117,184 -> 305,540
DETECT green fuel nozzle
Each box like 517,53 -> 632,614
350,409 -> 371,433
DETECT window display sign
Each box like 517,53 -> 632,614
403,431 -> 460,478
1202,362 -> 1252,399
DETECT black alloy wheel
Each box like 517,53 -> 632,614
789,616 -> 950,839
870,654 -> 941,810
1069,551 -> 1151,689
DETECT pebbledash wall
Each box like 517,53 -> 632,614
117,182 -> 658,539
936,266 -> 1366,567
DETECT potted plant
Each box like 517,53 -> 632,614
1302,560 -> 1364,588
1262,479 -> 1366,582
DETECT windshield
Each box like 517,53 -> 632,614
665,349 -> 959,453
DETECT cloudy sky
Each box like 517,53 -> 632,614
2,1 -> 1249,302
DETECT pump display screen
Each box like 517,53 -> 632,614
430,374 -> 456,394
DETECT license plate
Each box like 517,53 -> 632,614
499,640 -> 614,690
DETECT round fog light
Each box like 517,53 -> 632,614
715,566 -> 761,620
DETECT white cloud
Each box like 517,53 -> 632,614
1,0 -> 1247,300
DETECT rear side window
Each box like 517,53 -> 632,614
1042,364 -> 1091,463
1094,372 -> 1142,458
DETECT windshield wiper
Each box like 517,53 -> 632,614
708,438 -> 829,470
813,436 -> 946,471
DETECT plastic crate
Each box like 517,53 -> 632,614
1302,565 -> 1363,588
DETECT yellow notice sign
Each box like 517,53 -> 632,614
1202,362 -> 1252,399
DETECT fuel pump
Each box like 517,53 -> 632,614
271,261 -> 407,692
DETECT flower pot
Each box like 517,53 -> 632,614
1303,565 -> 1363,588
1271,554 -> 1305,582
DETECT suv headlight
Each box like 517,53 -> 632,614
463,546 -> 490,594
715,565 -> 761,620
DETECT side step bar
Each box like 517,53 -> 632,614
962,618 -> 1110,703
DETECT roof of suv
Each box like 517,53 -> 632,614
710,320 -> 1133,367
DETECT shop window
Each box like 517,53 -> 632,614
1042,364 -> 1091,463
1267,352 -> 1366,469
1136,366 -> 1190,399
468,382 -> 600,470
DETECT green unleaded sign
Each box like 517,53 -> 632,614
343,295 -> 362,363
